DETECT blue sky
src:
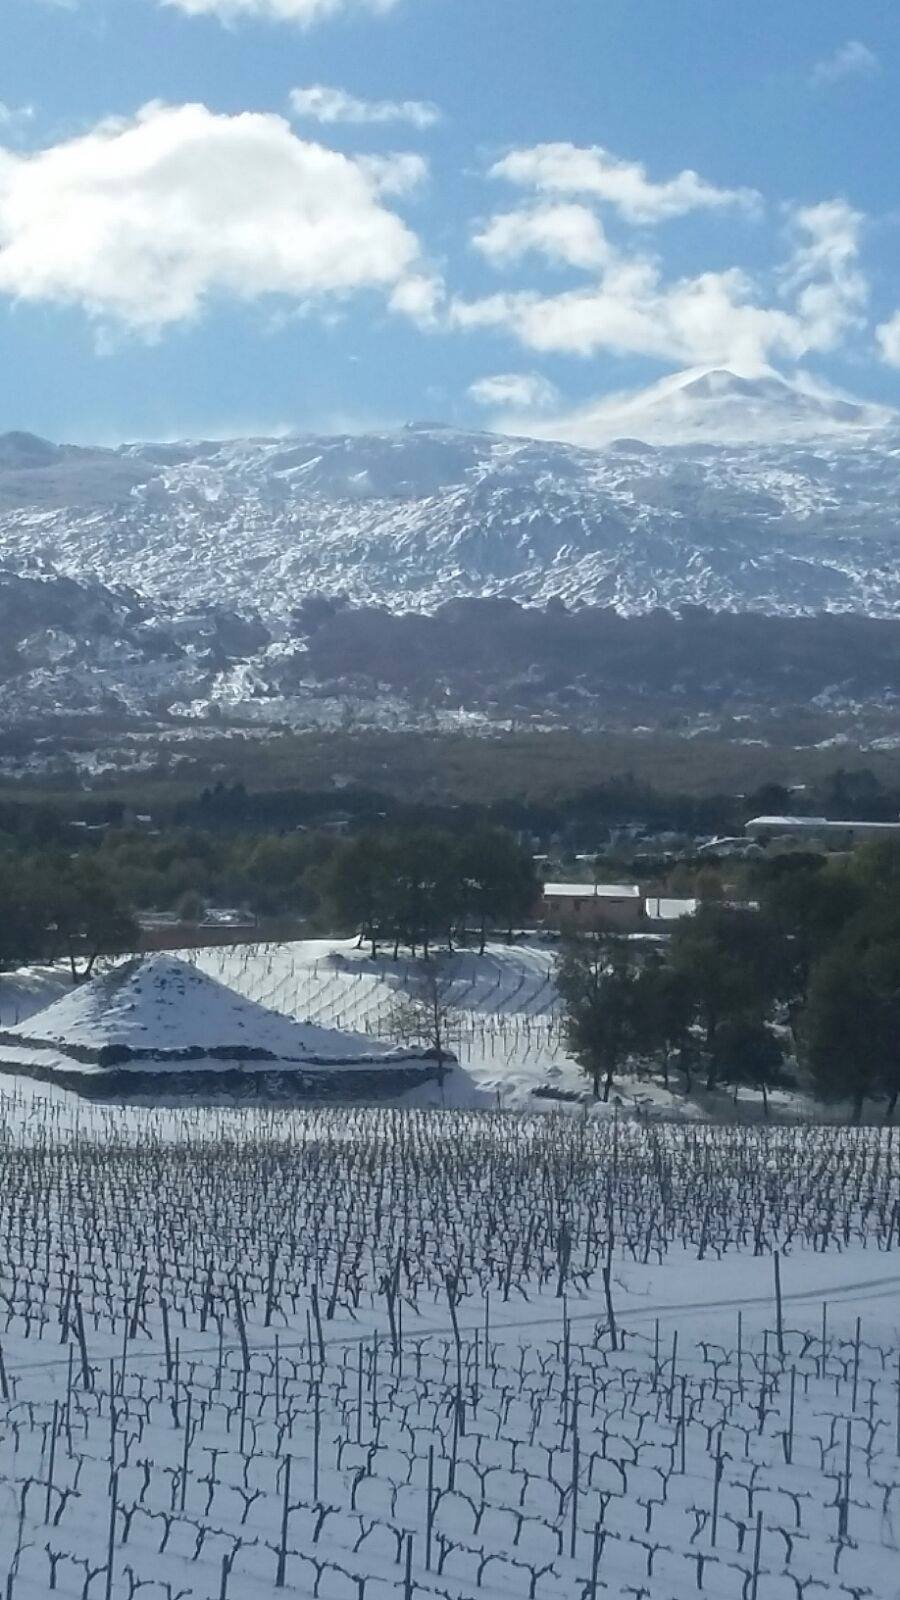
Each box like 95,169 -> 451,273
1,0 -> 899,442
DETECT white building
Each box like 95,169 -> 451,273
745,816 -> 900,849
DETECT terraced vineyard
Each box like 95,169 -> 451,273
192,942 -> 574,1106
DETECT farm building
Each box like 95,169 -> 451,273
745,816 -> 900,850
0,955 -> 449,1101
538,882 -> 645,933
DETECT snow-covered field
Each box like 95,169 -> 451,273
187,938 -> 807,1118
0,1099 -> 896,1600
0,939 -> 826,1116
188,940 -> 619,1110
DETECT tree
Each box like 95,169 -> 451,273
389,958 -> 460,1078
823,767 -> 883,819
669,905 -> 786,1087
632,962 -> 695,1089
805,904 -> 900,1123
757,858 -> 863,1026
386,830 -> 462,958
713,1016 -> 786,1118
745,781 -> 792,817
556,937 -> 638,1102
694,866 -> 725,903
460,828 -> 538,952
47,861 -> 139,983
849,838 -> 900,894
324,825 -> 536,959
805,950 -> 880,1122
860,928 -> 900,1122
326,834 -> 392,956
0,857 -> 53,969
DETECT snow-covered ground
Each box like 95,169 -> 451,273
0,939 -> 831,1117
188,939 -> 621,1109
0,961 -> 68,1027
0,1101 -> 896,1599
187,938 -> 812,1119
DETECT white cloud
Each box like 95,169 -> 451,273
489,142 -> 760,224
289,85 -> 439,128
355,151 -> 429,195
468,372 -> 560,411
811,41 -> 881,88
778,200 -> 867,351
876,312 -> 900,367
0,101 -> 437,335
388,272 -> 442,324
452,201 -> 867,373
452,271 -> 793,371
473,204 -> 611,271
163,0 -> 399,23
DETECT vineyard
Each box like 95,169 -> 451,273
0,940 -> 862,1116
0,1097 -> 897,1599
190,942 -> 589,1108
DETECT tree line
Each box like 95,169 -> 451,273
0,823 -> 538,975
557,840 -> 900,1121
326,828 -> 539,957
0,855 -> 138,981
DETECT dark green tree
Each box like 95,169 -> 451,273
713,1016 -> 787,1119
805,903 -> 900,1123
387,830 -> 463,958
556,937 -> 638,1102
326,833 -> 393,956
633,961 -> 696,1089
758,859 -> 863,1026
460,828 -> 538,952
0,857 -> 52,969
669,905 -> 786,1087
47,860 -> 139,982
848,838 -> 900,894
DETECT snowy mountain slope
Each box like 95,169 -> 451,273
0,565 -> 272,728
519,366 -> 897,448
1,370 -> 899,621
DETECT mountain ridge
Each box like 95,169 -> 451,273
1,366 -> 900,623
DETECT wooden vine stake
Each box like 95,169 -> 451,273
749,1510 -> 763,1600
403,1533 -> 414,1600
276,1454 -> 292,1588
104,1469 -> 118,1600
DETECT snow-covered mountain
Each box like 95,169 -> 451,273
1,367 -> 900,621
519,366 -> 896,448
0,565 -> 269,729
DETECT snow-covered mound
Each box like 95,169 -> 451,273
0,954 -> 451,1098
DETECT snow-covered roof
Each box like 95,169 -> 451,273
0,955 -> 435,1076
542,883 -> 641,900
644,897 -> 698,922
746,815 -> 900,834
